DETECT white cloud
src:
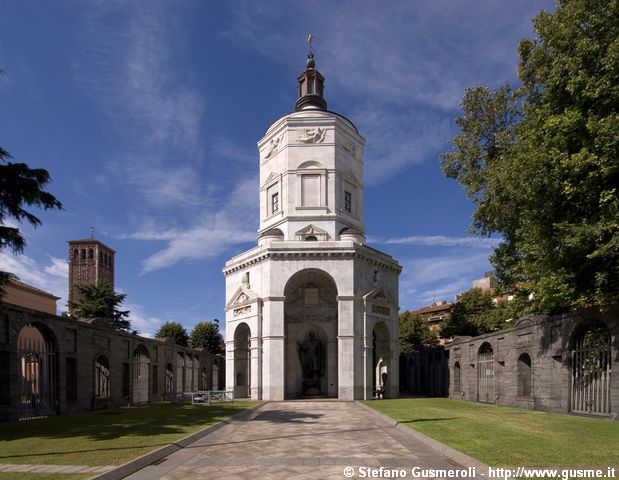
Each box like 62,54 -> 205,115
123,301 -> 165,338
398,250 -> 494,310
124,175 -> 259,273
370,235 -> 500,248
75,1 -> 206,212
0,252 -> 68,313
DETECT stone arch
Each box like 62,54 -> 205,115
233,323 -> 251,398
298,160 -> 323,169
453,361 -> 462,395
477,342 -> 494,403
372,321 -> 391,397
95,355 -> 110,399
284,269 -> 338,398
132,344 -> 150,404
16,323 -> 58,419
517,353 -> 532,397
570,320 -> 611,415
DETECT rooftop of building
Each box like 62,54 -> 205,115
6,278 -> 60,300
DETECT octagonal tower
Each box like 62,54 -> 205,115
224,46 -> 401,401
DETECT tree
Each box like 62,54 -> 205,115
155,321 -> 189,347
440,288 -> 511,338
190,320 -> 224,354
441,0 -> 619,313
1,69 -> 63,296
69,283 -> 131,331
399,311 -> 438,353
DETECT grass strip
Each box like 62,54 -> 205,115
364,398 -> 619,467
0,401 -> 259,467
0,474 -> 93,480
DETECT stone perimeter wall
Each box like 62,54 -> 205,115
445,305 -> 618,417
0,302 -> 225,421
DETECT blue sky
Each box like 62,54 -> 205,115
0,0 -> 554,337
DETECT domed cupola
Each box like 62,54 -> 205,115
295,35 -> 327,111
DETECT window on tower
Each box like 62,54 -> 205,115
80,249 -> 86,260
344,191 -> 352,213
88,249 -> 94,260
272,192 -> 279,214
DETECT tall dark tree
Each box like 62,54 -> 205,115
1,68 -> 63,296
69,283 -> 131,331
399,311 -> 438,353
441,0 -> 619,313
190,320 -> 224,354
155,321 -> 189,347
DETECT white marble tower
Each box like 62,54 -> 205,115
224,45 -> 401,400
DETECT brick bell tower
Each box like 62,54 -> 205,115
67,233 -> 115,313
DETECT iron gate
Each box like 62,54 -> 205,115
572,329 -> 611,415
478,348 -> 495,403
132,349 -> 150,403
17,331 -> 57,420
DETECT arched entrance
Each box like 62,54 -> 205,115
17,324 -> 58,419
233,323 -> 251,398
477,342 -> 494,403
284,269 -> 338,398
571,321 -> 611,415
132,345 -> 150,404
373,321 -> 391,397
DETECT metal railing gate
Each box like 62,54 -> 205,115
572,339 -> 611,415
17,337 -> 57,420
478,350 -> 495,403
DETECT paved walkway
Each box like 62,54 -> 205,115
125,401 -> 468,480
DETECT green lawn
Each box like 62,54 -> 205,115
364,398 -> 619,467
0,474 -> 92,480
0,401 -> 259,467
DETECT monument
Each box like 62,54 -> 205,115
223,40 -> 401,400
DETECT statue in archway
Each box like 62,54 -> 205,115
299,331 -> 324,379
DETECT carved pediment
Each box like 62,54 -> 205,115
226,285 -> 260,309
261,172 -> 279,189
295,224 -> 330,241
363,286 -> 393,305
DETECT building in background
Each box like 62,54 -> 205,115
1,278 -> 59,315
472,271 -> 497,291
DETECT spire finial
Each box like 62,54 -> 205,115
295,34 -> 326,111
90,226 -> 94,238
306,34 -> 315,69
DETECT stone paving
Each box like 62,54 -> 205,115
124,401 -> 468,480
